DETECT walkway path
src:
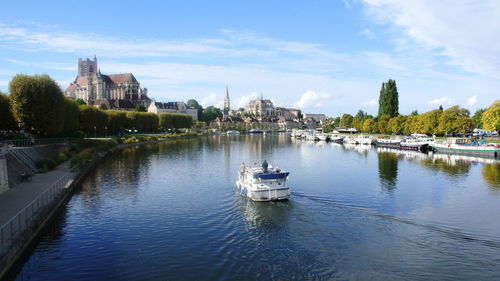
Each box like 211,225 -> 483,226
0,162 -> 76,227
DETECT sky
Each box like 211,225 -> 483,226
0,0 -> 499,116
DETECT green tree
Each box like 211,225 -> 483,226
436,106 -> 472,135
378,79 -> 399,117
61,98 -> 79,136
78,105 -> 107,136
135,104 -> 146,112
106,110 -> 128,134
187,99 -> 203,121
403,115 -> 419,135
362,118 -> 375,133
472,108 -> 486,129
9,74 -> 65,136
415,109 -> 441,134
202,106 -> 222,122
387,115 -> 406,134
0,92 -> 18,131
352,116 -> 364,132
340,114 -> 353,127
99,104 -> 108,110
75,99 -> 86,105
411,110 -> 418,116
481,101 -> 500,131
377,114 -> 391,134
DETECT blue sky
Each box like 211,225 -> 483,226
0,0 -> 499,116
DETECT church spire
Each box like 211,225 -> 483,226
223,85 -> 230,117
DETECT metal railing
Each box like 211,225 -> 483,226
1,138 -> 68,148
0,165 -> 79,259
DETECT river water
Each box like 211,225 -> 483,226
11,134 -> 500,280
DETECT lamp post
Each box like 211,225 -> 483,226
105,126 -> 108,138
94,126 -> 96,138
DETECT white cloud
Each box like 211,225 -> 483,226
235,92 -> 259,109
360,28 -> 376,39
428,97 -> 454,105
0,80 -> 8,87
200,93 -> 221,108
294,91 -> 331,109
361,0 -> 500,78
362,99 -> 377,106
466,95 -> 478,107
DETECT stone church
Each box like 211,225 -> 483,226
64,56 -> 150,109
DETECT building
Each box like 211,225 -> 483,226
223,86 -> 230,117
303,113 -> 326,122
148,101 -> 198,121
65,56 -> 150,108
275,107 -> 301,121
247,95 -> 276,117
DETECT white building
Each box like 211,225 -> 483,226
148,101 -> 198,121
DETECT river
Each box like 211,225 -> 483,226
11,134 -> 500,280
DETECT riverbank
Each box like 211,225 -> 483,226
0,132 -> 202,279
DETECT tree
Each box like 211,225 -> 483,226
355,109 -> 368,120
135,104 -> 146,112
436,105 -> 472,135
187,99 -> 203,121
387,115 -> 406,134
377,114 -> 391,134
202,106 -> 222,122
99,104 -> 108,110
9,74 -> 65,136
0,92 -> 18,131
340,114 -> 353,127
411,110 -> 418,116
78,105 -> 107,136
403,115 -> 419,135
481,100 -> 500,131
61,98 -> 79,136
378,79 -> 399,117
362,118 -> 375,133
415,109 -> 441,134
472,108 -> 486,129
75,99 -> 86,105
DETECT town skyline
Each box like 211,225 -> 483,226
1,0 -> 499,116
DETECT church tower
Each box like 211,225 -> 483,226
223,86 -> 230,117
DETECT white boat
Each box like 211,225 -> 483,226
355,134 -> 373,145
226,130 -> 240,135
374,137 -> 402,148
291,129 -> 303,138
431,138 -> 500,158
343,136 -> 358,144
236,163 -> 291,201
306,132 -> 319,141
316,133 -> 327,141
400,138 -> 429,151
329,134 -> 344,143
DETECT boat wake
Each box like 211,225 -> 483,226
292,191 -> 500,250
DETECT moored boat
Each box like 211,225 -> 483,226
400,138 -> 429,152
226,130 -> 241,135
236,163 -> 291,201
374,137 -> 402,148
329,134 -> 344,143
431,138 -> 500,158
355,134 -> 373,145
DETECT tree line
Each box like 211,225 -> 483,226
325,79 -> 498,135
0,74 -> 192,137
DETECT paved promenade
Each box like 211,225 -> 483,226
0,162 -> 76,227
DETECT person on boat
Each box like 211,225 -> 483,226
239,162 -> 245,175
262,160 -> 268,173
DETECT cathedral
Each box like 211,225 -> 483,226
65,56 -> 150,108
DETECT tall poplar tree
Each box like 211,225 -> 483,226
378,79 -> 399,118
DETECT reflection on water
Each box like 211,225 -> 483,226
378,152 -> 399,192
13,135 -> 500,281
482,164 -> 500,190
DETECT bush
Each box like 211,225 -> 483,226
35,157 -> 57,172
52,152 -> 68,164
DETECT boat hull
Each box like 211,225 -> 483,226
236,180 -> 290,201
431,144 -> 499,158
